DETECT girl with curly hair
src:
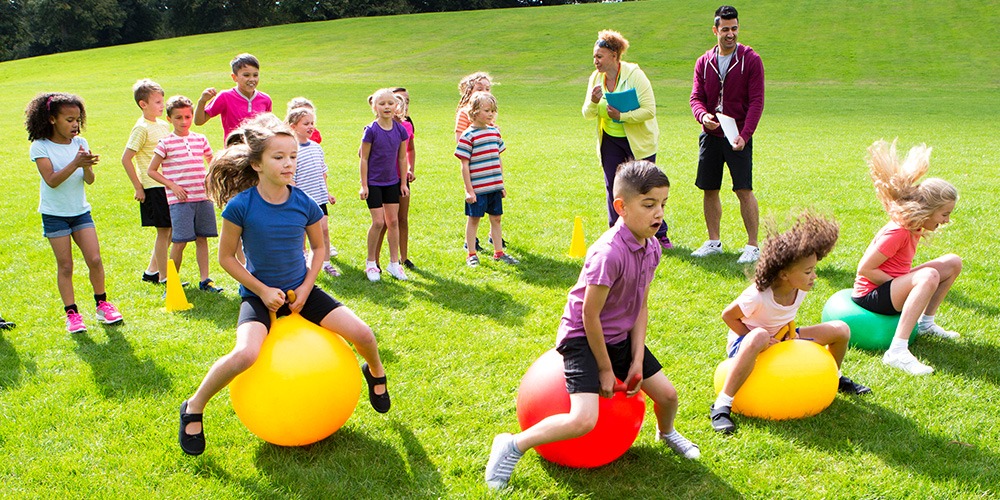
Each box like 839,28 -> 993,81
853,139 -> 962,376
710,213 -> 870,435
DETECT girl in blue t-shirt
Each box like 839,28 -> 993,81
178,114 -> 391,456
25,92 -> 124,334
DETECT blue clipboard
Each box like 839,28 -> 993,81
604,88 -> 639,122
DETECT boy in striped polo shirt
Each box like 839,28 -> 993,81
147,96 -> 222,293
456,92 -> 517,267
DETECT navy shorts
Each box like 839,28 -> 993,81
852,280 -> 899,316
42,211 -> 95,238
696,132 -> 753,191
556,336 -> 663,394
169,200 -> 218,243
140,187 -> 172,228
237,286 -> 344,330
465,190 -> 504,217
366,183 -> 401,209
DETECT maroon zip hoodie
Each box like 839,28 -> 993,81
690,43 -> 765,143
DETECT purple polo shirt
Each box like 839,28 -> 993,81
557,220 -> 661,346
204,87 -> 273,141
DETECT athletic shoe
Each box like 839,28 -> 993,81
199,278 -> 223,293
66,311 -> 87,334
402,259 -> 415,269
463,238 -> 484,253
96,301 -> 124,325
467,255 -> 480,267
493,253 -> 519,265
484,433 -> 523,490
365,263 -> 381,282
0,317 -> 14,330
838,375 -> 872,395
658,233 -> 674,250
736,245 -> 760,264
918,323 -> 960,340
691,241 -> 723,257
657,427 -> 700,459
710,404 -> 736,434
322,263 -> 341,277
141,271 -> 160,284
882,349 -> 933,375
487,236 -> 508,250
386,262 -> 408,281
329,246 -> 339,258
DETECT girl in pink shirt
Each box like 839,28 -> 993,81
853,140 -> 962,376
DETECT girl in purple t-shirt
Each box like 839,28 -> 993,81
359,88 -> 410,282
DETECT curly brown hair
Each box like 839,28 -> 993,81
24,92 -> 86,142
754,212 -> 839,291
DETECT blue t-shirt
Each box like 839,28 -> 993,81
361,120 -> 408,186
221,186 -> 323,298
31,137 -> 92,216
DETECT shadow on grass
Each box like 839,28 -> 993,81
944,289 -> 1000,318
324,260 -> 410,310
0,333 -> 36,390
253,424 -> 444,497
501,247 -> 581,290
917,337 -> 1000,386
666,245 -> 752,280
755,398 -> 1000,493
173,286 -> 242,330
71,326 -> 172,399
539,445 -> 745,498
188,455 -> 280,497
407,267 -> 530,326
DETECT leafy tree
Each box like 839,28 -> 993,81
0,0 -> 27,61
22,0 -> 124,55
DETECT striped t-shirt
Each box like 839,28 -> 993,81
294,141 -> 329,206
153,132 -> 213,205
455,126 -> 505,194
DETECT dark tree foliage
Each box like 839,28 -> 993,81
0,0 -> 27,61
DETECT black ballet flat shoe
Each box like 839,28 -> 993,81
179,400 -> 205,456
361,362 -> 391,413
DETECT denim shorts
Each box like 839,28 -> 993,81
42,212 -> 95,238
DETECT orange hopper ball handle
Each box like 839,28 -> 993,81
613,373 -> 642,393
268,290 -> 297,324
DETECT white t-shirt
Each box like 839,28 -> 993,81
726,284 -> 805,347
31,137 -> 92,216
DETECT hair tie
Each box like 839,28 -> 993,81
46,95 -> 55,111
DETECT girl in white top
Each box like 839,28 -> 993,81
26,92 -> 124,334
711,213 -> 869,435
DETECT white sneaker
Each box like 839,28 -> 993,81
485,433 -> 523,490
918,323 -> 960,340
329,246 -> 339,258
365,263 -> 381,282
386,262 -> 408,281
882,349 -> 934,375
736,245 -> 760,264
691,241 -> 723,257
657,427 -> 700,459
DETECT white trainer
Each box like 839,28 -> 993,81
485,433 -> 522,490
365,263 -> 381,282
657,427 -> 700,459
736,245 -> 760,264
918,324 -> 960,340
882,349 -> 934,375
691,240 -> 723,257
386,262 -> 408,281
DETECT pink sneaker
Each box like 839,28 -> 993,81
66,311 -> 87,334
96,301 -> 124,325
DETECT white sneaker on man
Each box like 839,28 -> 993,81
736,245 -> 759,264
882,349 -> 934,375
691,241 -> 723,257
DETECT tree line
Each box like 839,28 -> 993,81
0,0 -> 616,62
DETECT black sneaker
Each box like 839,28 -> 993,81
0,317 -> 15,330
199,278 -> 223,293
403,259 -> 415,269
487,236 -> 508,250
142,271 -> 160,283
838,376 -> 872,395
710,405 -> 737,434
463,237 -> 484,253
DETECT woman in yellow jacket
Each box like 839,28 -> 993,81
583,30 -> 670,248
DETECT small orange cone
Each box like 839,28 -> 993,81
165,259 -> 193,311
568,216 -> 587,258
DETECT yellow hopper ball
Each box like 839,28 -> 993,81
713,339 -> 838,420
230,304 -> 361,446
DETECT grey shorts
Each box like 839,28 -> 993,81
169,200 -> 218,243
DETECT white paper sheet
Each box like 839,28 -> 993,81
717,113 -> 739,148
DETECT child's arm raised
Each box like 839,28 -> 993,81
218,219 -> 284,310
194,88 -> 217,126
147,154 -> 188,202
460,158 -> 477,204
120,149 -> 146,201
582,284 -> 616,399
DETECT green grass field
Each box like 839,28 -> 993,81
1,0 -> 998,497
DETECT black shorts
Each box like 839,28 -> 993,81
318,203 -> 329,216
140,187 -> 172,228
237,286 -> 343,330
556,336 -> 663,394
852,280 -> 899,316
365,183 -> 401,209
695,132 -> 753,191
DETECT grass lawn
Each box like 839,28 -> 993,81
0,0 -> 998,497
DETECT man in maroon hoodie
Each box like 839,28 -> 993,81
689,5 -> 765,265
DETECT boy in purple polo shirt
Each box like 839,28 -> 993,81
195,53 -> 273,142
484,160 -> 699,490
